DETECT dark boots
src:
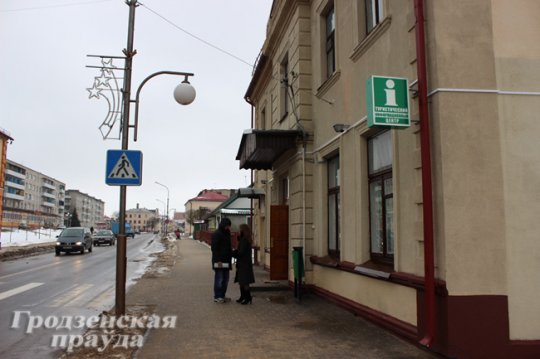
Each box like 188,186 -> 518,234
240,286 -> 252,305
236,287 -> 245,303
237,286 -> 252,304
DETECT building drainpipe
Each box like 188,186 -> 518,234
415,0 -> 436,348
250,103 -> 254,237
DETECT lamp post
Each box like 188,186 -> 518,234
88,0 -> 196,316
64,212 -> 72,227
169,208 -> 177,232
155,181 -> 170,236
156,199 -> 166,233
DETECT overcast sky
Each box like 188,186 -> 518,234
0,0 -> 272,216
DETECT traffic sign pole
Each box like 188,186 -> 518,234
115,0 -> 137,317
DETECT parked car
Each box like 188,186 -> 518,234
55,227 -> 93,255
93,229 -> 115,246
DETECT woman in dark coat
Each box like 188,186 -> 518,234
233,224 -> 255,304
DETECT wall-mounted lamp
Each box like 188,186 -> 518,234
333,124 -> 350,133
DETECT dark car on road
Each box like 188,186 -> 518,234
55,227 -> 93,255
93,230 -> 115,246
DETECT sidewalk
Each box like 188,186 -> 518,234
127,239 -> 439,359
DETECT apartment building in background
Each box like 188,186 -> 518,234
236,1 -> 540,358
2,159 -> 65,229
0,128 -> 13,248
64,189 -> 104,229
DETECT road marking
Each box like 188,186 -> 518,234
21,283 -> 79,308
49,284 -> 94,307
88,287 -> 114,309
0,262 -> 62,281
0,282 -> 44,301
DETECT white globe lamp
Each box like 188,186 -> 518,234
174,80 -> 196,105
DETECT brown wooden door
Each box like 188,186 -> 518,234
270,205 -> 289,280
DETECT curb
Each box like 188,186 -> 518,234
0,243 -> 56,261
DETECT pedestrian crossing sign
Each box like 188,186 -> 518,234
105,150 -> 143,186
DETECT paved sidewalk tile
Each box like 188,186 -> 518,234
127,239 -> 438,359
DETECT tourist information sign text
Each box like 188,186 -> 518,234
366,76 -> 410,128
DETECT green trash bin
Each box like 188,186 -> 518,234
292,247 -> 304,301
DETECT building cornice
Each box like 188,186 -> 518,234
245,0 -> 310,104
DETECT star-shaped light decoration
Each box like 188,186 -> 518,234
96,71 -> 111,87
87,82 -> 102,99
101,57 -> 116,76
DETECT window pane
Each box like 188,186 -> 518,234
328,193 -> 337,250
368,131 -> 392,174
377,0 -> 384,22
326,7 -> 335,34
328,156 -> 339,188
369,181 -> 383,254
385,197 -> 394,255
384,177 -> 393,195
326,7 -> 335,78
327,50 -> 335,78
366,0 -> 375,32
337,191 -> 341,245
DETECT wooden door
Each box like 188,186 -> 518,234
270,205 -> 289,280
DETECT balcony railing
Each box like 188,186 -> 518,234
42,182 -> 56,190
5,192 -> 25,201
42,201 -> 55,208
6,169 -> 26,179
5,180 -> 25,190
42,192 -> 56,199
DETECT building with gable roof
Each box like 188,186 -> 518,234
184,189 -> 231,235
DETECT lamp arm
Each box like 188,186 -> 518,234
132,71 -> 194,141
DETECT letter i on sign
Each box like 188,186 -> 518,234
384,79 -> 397,106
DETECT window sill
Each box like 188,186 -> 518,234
350,16 -> 392,63
310,255 -> 448,294
316,70 -> 341,99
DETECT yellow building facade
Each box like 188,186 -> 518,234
236,1 -> 540,358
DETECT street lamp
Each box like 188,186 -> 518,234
156,199 -> 166,233
64,212 -> 72,227
87,0 -> 196,316
155,181 -> 170,236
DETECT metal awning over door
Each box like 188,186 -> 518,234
236,129 -> 301,170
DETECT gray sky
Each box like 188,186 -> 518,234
0,0 -> 272,216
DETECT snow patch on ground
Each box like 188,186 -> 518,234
0,229 -> 62,247
126,235 -> 166,288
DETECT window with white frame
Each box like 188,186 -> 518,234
365,0 -> 384,33
368,131 -> 393,264
327,155 -> 340,257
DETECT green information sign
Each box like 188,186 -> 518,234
366,76 -> 410,128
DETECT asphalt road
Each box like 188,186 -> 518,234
0,232 -> 159,359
